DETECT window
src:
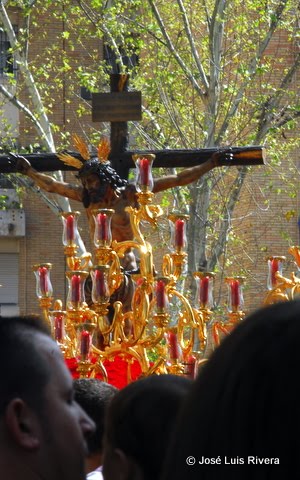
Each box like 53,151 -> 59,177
0,252 -> 19,316
103,43 -> 139,74
0,26 -> 19,138
80,86 -> 92,101
0,27 -> 18,77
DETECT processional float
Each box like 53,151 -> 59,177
32,153 -> 300,383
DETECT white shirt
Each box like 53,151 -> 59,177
87,466 -> 103,480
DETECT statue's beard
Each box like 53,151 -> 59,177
88,184 -> 108,203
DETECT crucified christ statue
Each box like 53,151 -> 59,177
8,136 -> 253,343
11,136 -> 233,272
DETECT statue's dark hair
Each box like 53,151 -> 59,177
0,314 -> 52,416
77,158 -> 128,191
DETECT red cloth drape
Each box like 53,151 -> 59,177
66,355 -> 142,389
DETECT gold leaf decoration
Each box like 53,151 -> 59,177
72,134 -> 90,161
97,136 -> 111,163
57,152 -> 83,169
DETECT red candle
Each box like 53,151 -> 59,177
200,276 -> 209,305
54,314 -> 64,341
156,280 -> 167,310
39,266 -> 49,295
80,330 -> 91,356
95,269 -> 107,297
139,157 -> 150,185
71,275 -> 81,303
66,215 -> 75,242
231,280 -> 240,308
184,355 -> 197,379
175,219 -> 185,248
271,259 -> 279,287
167,332 -> 180,360
97,213 -> 108,241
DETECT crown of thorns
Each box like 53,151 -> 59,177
58,134 -> 128,189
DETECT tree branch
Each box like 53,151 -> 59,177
206,0 -> 226,145
217,0 -> 289,143
147,0 -> 206,98
256,50 -> 300,140
176,0 -> 209,90
0,83 -> 50,146
207,166 -> 248,271
0,1 -> 55,151
76,0 -> 125,73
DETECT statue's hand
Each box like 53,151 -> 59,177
211,148 -> 234,166
9,153 -> 32,174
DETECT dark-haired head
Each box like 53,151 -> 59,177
161,299 -> 300,480
103,374 -> 192,480
74,378 -> 118,455
0,314 -> 95,480
0,314 -> 51,416
78,159 -> 128,190
78,158 -> 128,208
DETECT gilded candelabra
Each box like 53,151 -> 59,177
263,248 -> 300,305
33,153 -> 214,381
212,276 -> 246,347
35,152 -> 294,382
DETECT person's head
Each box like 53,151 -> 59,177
103,374 -> 192,480
74,378 -> 118,472
78,159 -> 128,206
0,314 -> 95,480
161,300 -> 300,480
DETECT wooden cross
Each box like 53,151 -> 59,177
0,73 -> 265,175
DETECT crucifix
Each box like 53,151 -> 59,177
0,72 -> 265,256
0,73 -> 266,331
0,71 -> 266,267
0,73 -> 265,176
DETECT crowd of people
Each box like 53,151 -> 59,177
1,298 -> 298,480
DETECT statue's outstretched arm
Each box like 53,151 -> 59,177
152,150 -> 233,193
10,153 -> 82,201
